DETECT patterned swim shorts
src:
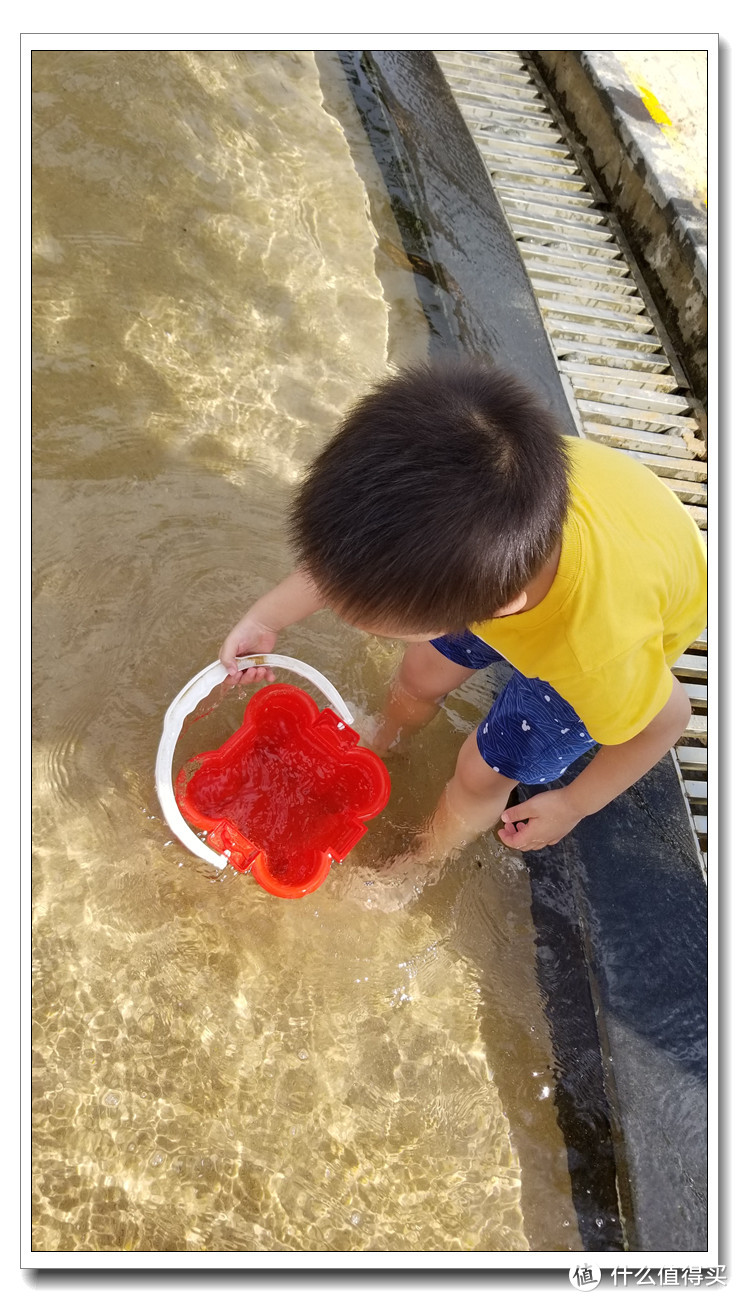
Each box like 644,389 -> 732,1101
430,629 -> 596,785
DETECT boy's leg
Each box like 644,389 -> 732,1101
371,641 -> 477,754
420,730 -> 518,860
420,670 -> 596,861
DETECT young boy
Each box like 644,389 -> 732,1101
219,359 -> 707,870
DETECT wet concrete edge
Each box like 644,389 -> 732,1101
341,48 -> 708,1253
520,755 -> 708,1252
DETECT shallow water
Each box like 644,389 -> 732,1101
32,49 -> 581,1252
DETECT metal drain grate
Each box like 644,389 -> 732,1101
434,49 -> 708,871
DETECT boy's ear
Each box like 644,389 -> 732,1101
493,591 -> 528,617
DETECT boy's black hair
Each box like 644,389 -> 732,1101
290,357 -> 572,633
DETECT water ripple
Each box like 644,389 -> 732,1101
30,48 -> 573,1254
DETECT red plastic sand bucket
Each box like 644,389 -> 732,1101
156,656 -> 390,899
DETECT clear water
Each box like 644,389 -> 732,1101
32,49 -> 581,1252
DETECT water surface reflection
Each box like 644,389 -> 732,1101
32,49 -> 580,1252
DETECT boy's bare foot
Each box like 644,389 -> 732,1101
329,846 -> 445,912
343,704 -> 397,757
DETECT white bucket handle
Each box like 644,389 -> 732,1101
155,655 -> 354,871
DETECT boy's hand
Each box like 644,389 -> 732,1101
498,789 -> 582,852
218,571 -> 327,686
219,614 -> 278,685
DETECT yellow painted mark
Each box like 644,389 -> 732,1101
637,84 -> 672,127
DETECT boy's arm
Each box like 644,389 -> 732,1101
219,569 -> 326,683
498,675 -> 692,851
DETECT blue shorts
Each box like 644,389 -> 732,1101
430,630 -> 596,785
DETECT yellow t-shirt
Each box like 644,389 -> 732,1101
471,437 -> 707,745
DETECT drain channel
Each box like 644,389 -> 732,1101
434,49 -> 708,872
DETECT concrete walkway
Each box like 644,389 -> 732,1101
613,50 -> 708,209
